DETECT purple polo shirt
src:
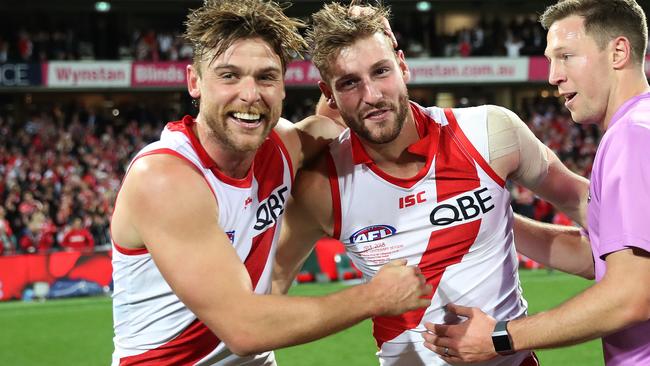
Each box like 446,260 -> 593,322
587,92 -> 650,365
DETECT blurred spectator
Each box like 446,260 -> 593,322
511,185 -> 535,219
0,207 -> 16,255
504,31 -> 525,57
60,217 -> 94,251
0,37 -> 8,63
17,30 -> 33,61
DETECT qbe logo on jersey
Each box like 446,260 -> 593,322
350,225 -> 397,243
429,187 -> 495,226
254,186 -> 289,231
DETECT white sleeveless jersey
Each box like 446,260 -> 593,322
111,116 -> 293,366
327,103 -> 533,366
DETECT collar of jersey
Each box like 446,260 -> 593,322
176,115 -> 254,187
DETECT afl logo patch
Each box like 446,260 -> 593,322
226,231 -> 235,243
350,225 -> 397,243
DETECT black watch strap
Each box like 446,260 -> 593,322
492,320 -> 515,356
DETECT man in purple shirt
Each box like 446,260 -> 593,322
422,0 -> 650,365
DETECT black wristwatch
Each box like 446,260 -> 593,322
492,320 -> 515,355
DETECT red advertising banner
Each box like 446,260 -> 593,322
284,60 -> 322,86
528,56 -> 551,82
132,61 -> 190,87
46,61 -> 131,88
0,251 -> 112,301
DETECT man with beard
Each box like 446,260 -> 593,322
272,2 -> 590,365
109,1 -> 431,365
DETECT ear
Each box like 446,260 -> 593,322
611,36 -> 632,70
187,64 -> 201,99
318,80 -> 338,110
396,50 -> 411,83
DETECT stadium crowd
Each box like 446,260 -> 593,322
0,95 -> 598,256
0,14 -> 549,63
0,105 -> 169,255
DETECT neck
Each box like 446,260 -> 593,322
603,67 -> 650,130
195,117 -> 255,179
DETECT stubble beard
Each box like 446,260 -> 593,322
343,92 -> 410,145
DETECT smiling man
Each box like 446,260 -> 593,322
108,1 -> 433,365
423,1 -> 650,365
272,2 -> 589,365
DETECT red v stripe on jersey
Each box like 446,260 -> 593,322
245,228 -> 276,290
246,132 -> 288,290
254,133 -> 286,201
372,108 -> 482,347
372,221 -> 481,347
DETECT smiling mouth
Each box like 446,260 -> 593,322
229,111 -> 264,124
564,93 -> 577,103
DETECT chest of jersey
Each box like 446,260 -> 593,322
338,159 -> 509,277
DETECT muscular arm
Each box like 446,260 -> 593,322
486,106 -> 592,272
423,248 -> 650,361
506,248 -> 650,350
487,105 -> 589,226
273,156 -> 334,294
513,213 -> 594,279
115,155 -> 429,356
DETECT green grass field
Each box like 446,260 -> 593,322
0,270 -> 603,365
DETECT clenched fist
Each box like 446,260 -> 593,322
367,259 -> 432,316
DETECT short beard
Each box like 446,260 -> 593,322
344,92 -> 409,145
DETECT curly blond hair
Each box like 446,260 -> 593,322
184,0 -> 307,73
307,1 -> 391,82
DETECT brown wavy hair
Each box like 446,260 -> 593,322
307,1 -> 392,82
184,0 -> 308,74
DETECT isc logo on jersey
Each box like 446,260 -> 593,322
349,225 -> 397,243
429,187 -> 495,226
254,186 -> 289,231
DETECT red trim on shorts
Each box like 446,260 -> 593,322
268,129 -> 294,185
119,319 -> 220,366
443,108 -> 506,187
326,152 -> 342,240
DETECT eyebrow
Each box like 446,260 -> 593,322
211,64 -> 282,75
544,46 -> 568,58
335,59 -> 393,82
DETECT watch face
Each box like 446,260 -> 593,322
492,321 -> 514,355
493,334 -> 512,353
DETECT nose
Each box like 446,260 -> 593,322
548,60 -> 566,86
361,80 -> 383,105
239,76 -> 261,105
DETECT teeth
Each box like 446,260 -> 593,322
233,112 -> 261,121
